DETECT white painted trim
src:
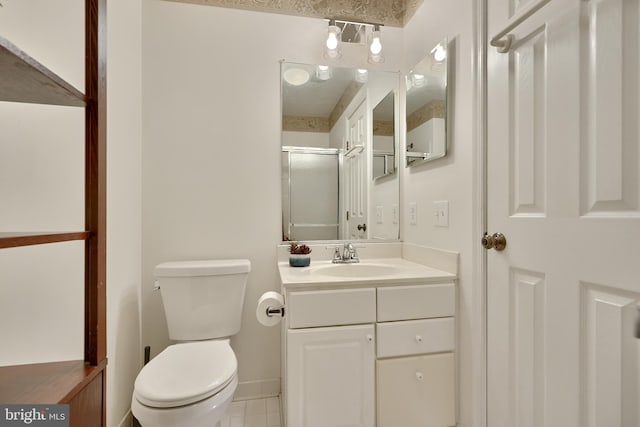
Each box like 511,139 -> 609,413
234,378 -> 281,401
117,410 -> 133,427
471,0 -> 488,425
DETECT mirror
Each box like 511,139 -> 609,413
405,38 -> 448,166
372,91 -> 396,180
281,62 -> 399,242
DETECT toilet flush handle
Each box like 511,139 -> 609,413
153,281 -> 160,291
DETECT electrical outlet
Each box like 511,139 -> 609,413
409,202 -> 418,225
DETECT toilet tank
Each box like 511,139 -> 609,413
155,259 -> 251,341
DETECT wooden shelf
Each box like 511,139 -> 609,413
0,36 -> 85,107
0,359 -> 106,404
0,232 -> 90,249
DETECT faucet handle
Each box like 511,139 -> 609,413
332,246 -> 342,263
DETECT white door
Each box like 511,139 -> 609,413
486,0 -> 640,426
345,99 -> 369,239
287,324 -> 375,427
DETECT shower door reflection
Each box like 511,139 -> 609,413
282,147 -> 340,241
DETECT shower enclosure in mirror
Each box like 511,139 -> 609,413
406,38 -> 448,166
281,61 -> 399,242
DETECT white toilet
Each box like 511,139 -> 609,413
131,259 -> 251,427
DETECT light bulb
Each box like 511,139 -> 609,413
326,23 -> 340,50
327,31 -> 339,50
370,32 -> 382,55
433,44 -> 446,62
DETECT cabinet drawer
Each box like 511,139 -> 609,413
377,283 -> 455,321
377,318 -> 455,358
377,353 -> 455,427
288,288 -> 376,328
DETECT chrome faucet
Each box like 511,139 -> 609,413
332,242 -> 360,264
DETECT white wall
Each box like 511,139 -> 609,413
141,0 -> 403,395
402,0 -> 475,426
107,0 -> 143,426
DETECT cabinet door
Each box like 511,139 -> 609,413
377,353 -> 455,427
287,324 -> 375,427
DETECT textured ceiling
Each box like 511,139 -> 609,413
164,0 -> 424,27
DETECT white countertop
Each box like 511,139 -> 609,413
278,257 -> 456,289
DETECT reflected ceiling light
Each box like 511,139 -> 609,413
411,73 -> 425,87
325,19 -> 342,59
432,43 -> 446,62
316,65 -> 332,80
368,24 -> 384,63
355,69 -> 368,83
283,67 -> 310,86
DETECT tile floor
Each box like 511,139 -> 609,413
221,397 -> 282,427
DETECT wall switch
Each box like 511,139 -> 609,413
392,204 -> 399,224
434,200 -> 449,227
376,206 -> 384,224
409,202 -> 418,225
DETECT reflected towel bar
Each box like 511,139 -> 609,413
490,0 -> 551,53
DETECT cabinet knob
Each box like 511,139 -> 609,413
415,372 -> 424,381
366,334 -> 373,343
415,334 -> 423,343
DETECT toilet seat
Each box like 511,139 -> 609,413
134,340 -> 237,408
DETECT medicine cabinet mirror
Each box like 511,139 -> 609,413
372,91 -> 396,181
405,38 -> 448,166
281,62 -> 399,242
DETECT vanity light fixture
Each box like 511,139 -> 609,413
316,65 -> 332,80
324,19 -> 384,63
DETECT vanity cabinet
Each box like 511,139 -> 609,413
287,324 -> 375,427
282,281 -> 456,427
375,283 -> 456,427
377,353 -> 455,427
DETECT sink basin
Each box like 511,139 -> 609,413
313,263 -> 402,278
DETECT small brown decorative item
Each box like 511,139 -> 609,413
289,242 -> 312,267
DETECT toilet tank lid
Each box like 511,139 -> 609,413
155,259 -> 251,277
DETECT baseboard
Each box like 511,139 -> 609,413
118,410 -> 133,427
234,378 -> 280,401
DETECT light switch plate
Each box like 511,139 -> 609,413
409,202 -> 418,225
391,204 -> 399,224
376,206 -> 384,224
434,200 -> 449,227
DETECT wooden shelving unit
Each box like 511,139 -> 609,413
0,2 -> 106,426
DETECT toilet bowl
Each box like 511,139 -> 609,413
132,340 -> 237,427
131,259 -> 251,427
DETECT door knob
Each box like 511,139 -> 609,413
482,232 -> 507,251
357,224 -> 367,232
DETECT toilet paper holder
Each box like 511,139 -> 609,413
266,305 -> 285,318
